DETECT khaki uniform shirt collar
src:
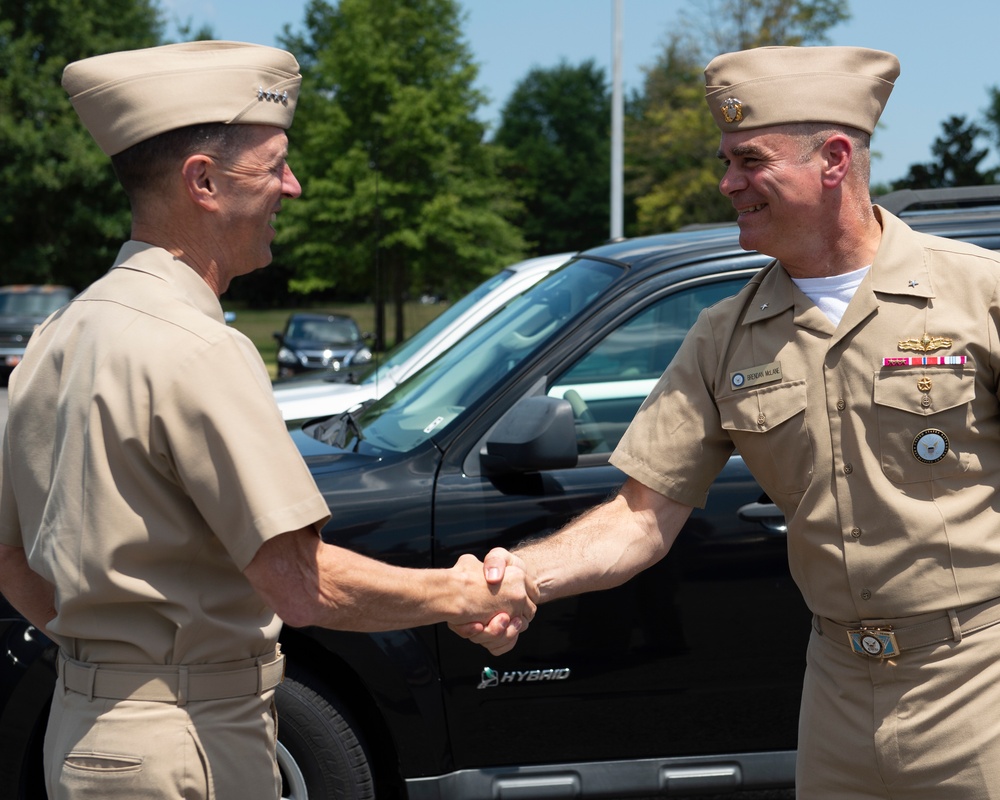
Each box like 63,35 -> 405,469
869,205 -> 936,301
740,205 -> 936,335
111,241 -> 225,324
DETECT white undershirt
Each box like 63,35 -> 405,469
791,265 -> 871,326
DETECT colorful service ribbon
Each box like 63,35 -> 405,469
882,355 -> 967,367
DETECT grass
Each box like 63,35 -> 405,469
224,301 -> 449,379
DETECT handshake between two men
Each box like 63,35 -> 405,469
247,480 -> 682,655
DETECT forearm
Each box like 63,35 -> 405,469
246,528 -> 535,631
514,478 -> 692,604
306,545 -> 515,631
0,545 -> 57,637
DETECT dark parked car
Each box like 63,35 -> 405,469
0,285 -> 75,384
274,311 -> 373,378
3,188 -> 1000,800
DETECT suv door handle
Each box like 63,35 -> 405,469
737,501 -> 787,535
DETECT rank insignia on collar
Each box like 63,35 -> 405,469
897,333 -> 953,354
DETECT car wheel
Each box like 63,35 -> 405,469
275,675 -> 374,800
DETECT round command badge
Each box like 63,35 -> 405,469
860,635 -> 884,656
731,372 -> 745,388
912,429 -> 949,464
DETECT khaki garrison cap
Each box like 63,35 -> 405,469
62,40 -> 301,156
704,46 -> 899,134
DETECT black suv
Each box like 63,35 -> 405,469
3,188 -> 1000,800
0,285 -> 75,385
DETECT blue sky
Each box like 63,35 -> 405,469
160,0 -> 1000,187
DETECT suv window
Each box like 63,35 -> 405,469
308,258 -> 621,454
549,277 -> 749,454
0,287 -> 74,316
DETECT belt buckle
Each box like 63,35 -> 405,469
848,626 -> 899,658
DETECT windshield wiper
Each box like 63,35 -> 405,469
310,408 -> 366,451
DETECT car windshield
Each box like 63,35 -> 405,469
360,268 -> 515,385
0,288 -> 72,316
288,317 -> 359,344
306,258 -> 621,454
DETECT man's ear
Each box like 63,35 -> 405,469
820,135 -> 852,189
181,154 -> 222,210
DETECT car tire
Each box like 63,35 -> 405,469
275,674 -> 374,800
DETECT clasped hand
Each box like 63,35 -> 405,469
449,548 -> 528,656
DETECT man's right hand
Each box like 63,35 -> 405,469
448,548 -> 525,655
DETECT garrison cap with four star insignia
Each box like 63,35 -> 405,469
62,40 -> 302,156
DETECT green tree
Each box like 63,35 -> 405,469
277,0 -> 525,348
626,37 -> 731,233
891,115 -> 995,190
626,0 -> 850,234
983,85 -> 1000,159
681,0 -> 849,56
493,60 -> 611,254
0,0 -> 163,287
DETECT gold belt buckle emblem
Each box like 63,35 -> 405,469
848,627 -> 899,658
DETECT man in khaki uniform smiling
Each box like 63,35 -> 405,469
0,41 -> 535,800
459,46 -> 1000,798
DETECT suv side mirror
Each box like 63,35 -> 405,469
481,395 -> 578,474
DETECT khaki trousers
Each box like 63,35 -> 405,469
797,615 -> 1000,798
44,676 -> 280,800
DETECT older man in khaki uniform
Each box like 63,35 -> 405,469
460,46 -> 1000,798
0,41 -> 534,800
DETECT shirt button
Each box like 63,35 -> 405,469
844,463 -> 854,474
757,413 -> 766,426
850,527 -> 862,539
861,589 -> 872,600
836,399 -> 846,411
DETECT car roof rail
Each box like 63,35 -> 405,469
874,185 -> 1000,215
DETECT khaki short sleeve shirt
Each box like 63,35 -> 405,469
0,242 -> 330,664
612,208 -> 1000,622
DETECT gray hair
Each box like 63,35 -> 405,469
111,123 -> 260,204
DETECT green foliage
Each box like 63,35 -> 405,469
892,115 -> 996,190
277,0 -> 526,345
680,0 -> 849,56
625,38 -> 731,233
0,0 -> 162,286
623,0 -> 851,235
10,0 -> 1000,300
493,60 -> 612,253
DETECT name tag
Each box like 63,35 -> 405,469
730,360 -> 782,390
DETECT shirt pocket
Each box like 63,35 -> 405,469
873,366 -> 974,484
718,379 -> 812,495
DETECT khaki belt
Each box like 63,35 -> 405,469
58,646 -> 285,705
817,595 -> 1000,659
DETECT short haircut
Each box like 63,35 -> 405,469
787,122 -> 872,182
110,122 -> 258,202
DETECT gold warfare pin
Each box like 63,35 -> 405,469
897,333 -> 953,353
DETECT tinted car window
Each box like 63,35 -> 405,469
550,277 -> 749,454
362,268 -> 515,385
0,287 -> 73,315
307,258 -> 621,454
